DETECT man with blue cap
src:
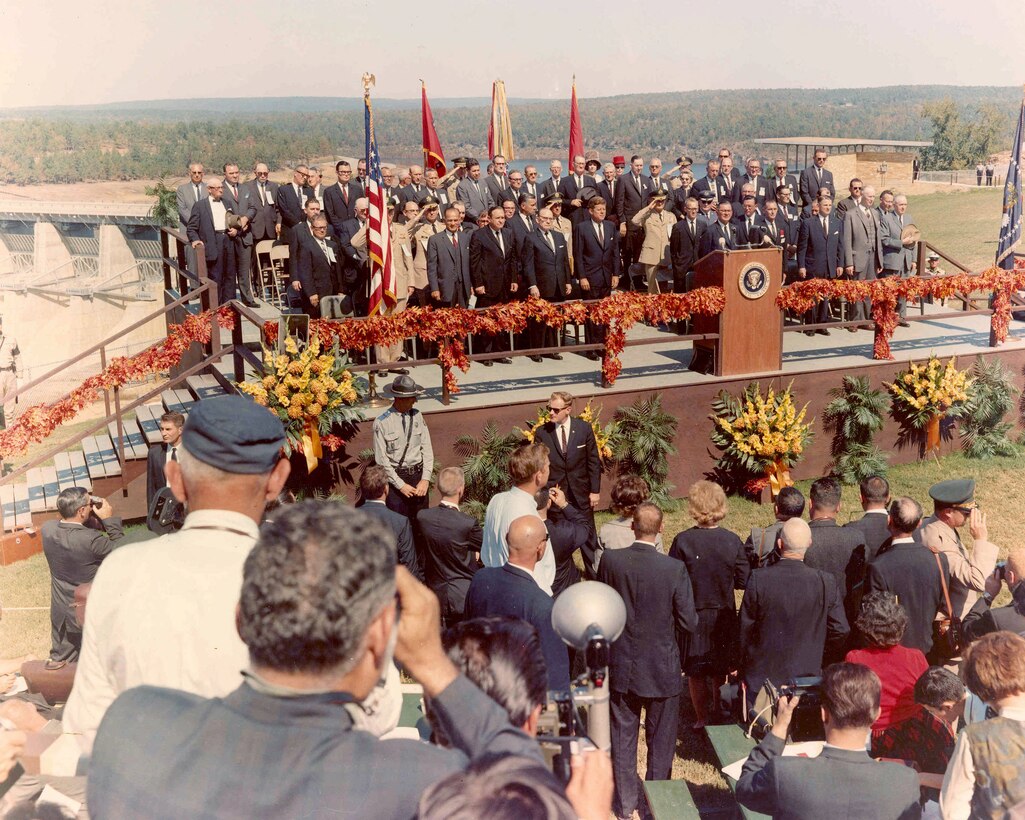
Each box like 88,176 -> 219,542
64,395 -> 291,753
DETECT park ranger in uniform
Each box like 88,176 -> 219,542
372,374 -> 434,520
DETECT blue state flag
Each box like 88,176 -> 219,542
996,94 -> 1024,270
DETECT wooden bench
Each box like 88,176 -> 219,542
12,484 -> 31,528
40,467 -> 59,509
0,485 -> 15,532
26,468 -> 46,513
53,452 -> 91,492
107,419 -> 149,460
643,780 -> 701,820
186,374 -> 227,401
134,404 -> 167,445
161,388 -> 196,414
704,724 -> 769,820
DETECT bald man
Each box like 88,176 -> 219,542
739,517 -> 849,708
464,515 -> 570,691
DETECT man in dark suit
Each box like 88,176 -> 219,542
844,475 -> 892,562
866,497 -> 950,656
87,502 -> 545,820
522,207 -> 571,357
415,466 -> 481,628
423,168 -> 453,210
736,662 -> 922,819
465,515 -> 571,691
244,162 -> 279,244
615,155 -> 651,285
41,487 -> 124,661
805,477 -> 867,643
456,159 -> 494,224
323,160 -> 361,237
482,155 -> 511,206
538,486 -> 590,597
534,391 -> 602,576
700,200 -> 739,256
507,193 -> 537,248
962,548 -> 1025,642
573,196 -> 620,355
469,206 -> 516,364
670,196 -> 706,295
400,164 -> 429,206
736,158 -> 773,207
359,465 -> 421,581
761,199 -> 797,280
767,159 -> 799,204
275,165 -> 310,246
797,194 -> 844,332
597,503 -> 697,820
337,200 -> 370,313
690,160 -> 723,205
220,162 -> 259,307
733,196 -> 767,247
740,518 -> 849,705
146,411 -> 184,515
295,216 -> 343,318
558,155 -> 592,218
186,180 -> 229,296
428,205 -> 473,307
799,149 -> 835,206
596,164 -> 620,228
540,159 -> 563,202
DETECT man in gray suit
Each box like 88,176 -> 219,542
879,192 -> 916,325
243,162 -> 279,244
176,162 -> 207,230
841,185 -> 883,327
456,160 -> 494,224
736,662 -> 922,819
428,205 -> 473,307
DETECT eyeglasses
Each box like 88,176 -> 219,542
851,186 -> 862,191
953,503 -> 979,515
546,405 -> 567,413
775,166 -> 786,170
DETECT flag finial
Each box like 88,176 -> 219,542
361,72 -> 376,94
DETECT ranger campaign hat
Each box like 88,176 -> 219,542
385,374 -> 424,398
928,478 -> 976,506
183,395 -> 285,474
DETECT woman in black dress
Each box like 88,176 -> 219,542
669,480 -> 749,727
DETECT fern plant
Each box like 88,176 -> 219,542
145,178 -> 180,228
822,375 -> 889,484
612,394 -> 679,510
961,356 -> 1020,458
454,421 -> 524,521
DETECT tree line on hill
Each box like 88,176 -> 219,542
0,86 -> 1017,185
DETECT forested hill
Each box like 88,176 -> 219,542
0,85 -> 1017,185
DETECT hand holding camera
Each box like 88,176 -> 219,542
91,496 -> 113,519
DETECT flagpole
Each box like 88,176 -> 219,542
421,79 -> 428,172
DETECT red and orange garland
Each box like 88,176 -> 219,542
776,262 -> 1025,360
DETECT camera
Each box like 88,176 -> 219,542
536,688 -> 599,784
996,560 -> 1007,582
90,496 -> 103,509
778,677 -> 824,742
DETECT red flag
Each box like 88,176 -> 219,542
568,78 -> 583,168
421,81 -> 446,177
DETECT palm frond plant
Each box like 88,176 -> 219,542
612,394 -> 679,510
960,356 -> 1019,458
822,375 -> 889,484
455,421 -> 525,521
145,178 -> 180,228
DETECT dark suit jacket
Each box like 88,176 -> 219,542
427,229 -> 472,306
670,216 -> 707,282
416,503 -> 482,622
797,213 -> 843,277
323,181 -> 361,236
767,174 -> 800,203
186,198 -> 225,261
572,219 -> 620,290
733,214 -> 767,247
540,177 -> 562,202
736,732 -> 922,820
465,563 -> 571,691
360,501 -> 420,581
866,539 -> 950,654
469,227 -> 516,298
597,180 -> 621,225
275,183 -> 309,242
597,542 -> 697,698
963,582 -> 1025,643
700,220 -> 738,256
799,165 -> 836,205
558,175 -> 592,216
296,235 -> 343,301
546,504 -> 591,597
805,519 -> 866,623
41,517 -> 123,661
740,559 -> 849,694
87,676 -> 542,820
844,511 -> 891,563
243,179 -> 280,241
735,174 -> 773,206
534,418 -> 600,510
146,443 -> 170,508
522,229 -> 569,299
615,174 -> 651,225
690,176 -> 721,204
484,175 -> 512,206
221,182 -> 257,246
400,183 -> 430,206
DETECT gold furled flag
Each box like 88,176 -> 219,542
487,80 -> 515,161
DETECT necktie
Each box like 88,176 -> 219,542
342,185 -> 349,205
451,233 -> 458,248
609,181 -> 615,199
635,175 -> 641,193
597,223 -> 604,245
816,168 -> 822,184
432,223 -> 439,234
821,217 -> 827,235
231,184 -> 238,201
899,215 -> 903,228
560,425 -> 568,456
689,220 -> 695,240
259,183 -> 266,206
170,447 -> 178,462
494,230 -> 504,255
545,231 -> 554,252
195,184 -> 201,202
747,217 -> 753,232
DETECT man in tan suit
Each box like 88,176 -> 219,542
920,478 -> 999,620
631,190 -> 677,293
411,196 -> 445,308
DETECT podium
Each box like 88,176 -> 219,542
691,248 -> 783,376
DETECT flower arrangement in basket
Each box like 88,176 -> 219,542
518,399 -> 619,465
887,354 -> 973,457
710,382 -> 813,497
237,334 -> 365,469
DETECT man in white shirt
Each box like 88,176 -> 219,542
481,441 -> 556,594
63,395 -> 291,753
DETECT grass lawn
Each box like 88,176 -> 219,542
907,187 -> 1005,271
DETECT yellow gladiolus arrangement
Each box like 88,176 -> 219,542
888,354 -> 973,428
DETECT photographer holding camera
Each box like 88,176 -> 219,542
962,548 -> 1025,642
41,487 -> 124,663
736,662 -> 922,819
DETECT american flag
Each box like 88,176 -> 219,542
365,92 -> 395,314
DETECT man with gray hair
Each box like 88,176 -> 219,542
740,517 -> 849,707
41,488 -> 123,662
63,395 -> 291,752
87,502 -> 543,819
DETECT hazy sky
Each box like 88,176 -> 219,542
5,0 -> 1024,108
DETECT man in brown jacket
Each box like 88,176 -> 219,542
631,190 -> 676,294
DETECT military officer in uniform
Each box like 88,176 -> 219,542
0,316 -> 21,429
373,375 -> 434,520
920,478 -> 999,622
545,193 -> 575,276
631,190 -> 677,294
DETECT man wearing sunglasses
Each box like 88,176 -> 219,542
921,479 -> 999,624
